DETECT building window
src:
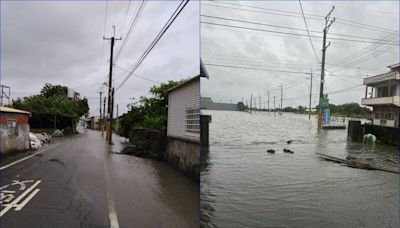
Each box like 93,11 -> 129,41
7,119 -> 17,136
377,86 -> 388,97
390,85 -> 396,96
185,107 -> 200,135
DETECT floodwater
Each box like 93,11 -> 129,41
201,110 -> 399,228
93,130 -> 200,227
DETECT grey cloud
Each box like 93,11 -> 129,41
1,1 -> 199,116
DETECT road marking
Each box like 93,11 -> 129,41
0,180 -> 41,217
104,163 -> 120,228
14,189 -> 40,211
0,143 -> 59,171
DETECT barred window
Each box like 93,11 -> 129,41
185,107 -> 200,134
8,120 -> 17,136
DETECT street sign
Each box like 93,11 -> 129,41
323,108 -> 330,125
319,98 -> 329,108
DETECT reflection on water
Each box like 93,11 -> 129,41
100,132 -> 199,227
201,110 -> 398,228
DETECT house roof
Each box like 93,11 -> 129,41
166,75 -> 201,93
0,106 -> 30,115
200,59 -> 210,78
388,63 -> 400,69
166,59 -> 209,93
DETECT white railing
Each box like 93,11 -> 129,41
362,96 -> 400,106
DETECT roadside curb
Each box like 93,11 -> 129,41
0,143 -> 60,171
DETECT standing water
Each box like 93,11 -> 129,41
201,110 -> 398,228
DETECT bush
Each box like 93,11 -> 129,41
134,139 -> 149,151
63,127 -> 73,135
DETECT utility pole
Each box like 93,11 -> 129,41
318,6 -> 335,129
267,91 -> 270,115
259,96 -> 261,110
0,85 -> 10,106
116,104 -> 119,132
308,69 -> 313,120
103,97 -> 107,124
111,88 -> 115,135
274,96 -> 276,117
98,91 -> 103,119
103,25 -> 122,144
250,94 -> 253,114
280,85 -> 283,115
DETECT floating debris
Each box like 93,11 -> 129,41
283,148 -> 294,153
316,153 -> 398,174
267,149 -> 275,153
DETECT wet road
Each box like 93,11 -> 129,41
201,110 -> 399,228
1,129 -> 199,228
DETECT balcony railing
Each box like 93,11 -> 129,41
362,96 -> 400,106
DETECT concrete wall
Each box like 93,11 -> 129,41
0,113 -> 30,154
348,120 -> 399,145
166,137 -> 199,181
364,124 -> 399,145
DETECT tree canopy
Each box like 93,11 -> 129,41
12,83 -> 89,121
117,80 -> 181,139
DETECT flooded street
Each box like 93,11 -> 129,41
201,110 -> 398,228
1,129 -> 199,227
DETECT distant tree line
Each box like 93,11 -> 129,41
237,102 -> 371,118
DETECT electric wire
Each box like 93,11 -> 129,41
201,21 -> 398,45
116,0 -> 189,91
299,0 -> 320,63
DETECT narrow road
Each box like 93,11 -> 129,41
0,129 -> 199,228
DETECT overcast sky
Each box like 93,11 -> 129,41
201,1 -> 399,108
1,1 -> 199,116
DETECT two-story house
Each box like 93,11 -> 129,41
361,63 -> 400,128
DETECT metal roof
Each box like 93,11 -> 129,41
0,106 -> 30,115
166,75 -> 201,93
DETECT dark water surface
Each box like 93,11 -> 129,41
201,110 -> 398,228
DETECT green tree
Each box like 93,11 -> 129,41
237,102 -> 246,111
11,83 -> 89,121
117,80 -> 181,138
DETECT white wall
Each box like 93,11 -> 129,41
167,78 -> 200,142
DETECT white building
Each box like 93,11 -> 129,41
167,76 -> 200,142
166,75 -> 201,181
361,63 -> 400,128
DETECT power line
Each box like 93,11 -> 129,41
202,2 -> 322,21
210,0 -> 324,18
328,32 -> 399,72
114,1 -> 146,63
119,0 -> 133,38
201,15 -> 396,43
298,0 -> 320,63
204,1 -> 396,33
114,64 -> 161,84
99,0 -> 110,92
100,1 -> 146,93
201,21 -> 398,45
116,0 -> 189,91
204,63 -> 310,75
